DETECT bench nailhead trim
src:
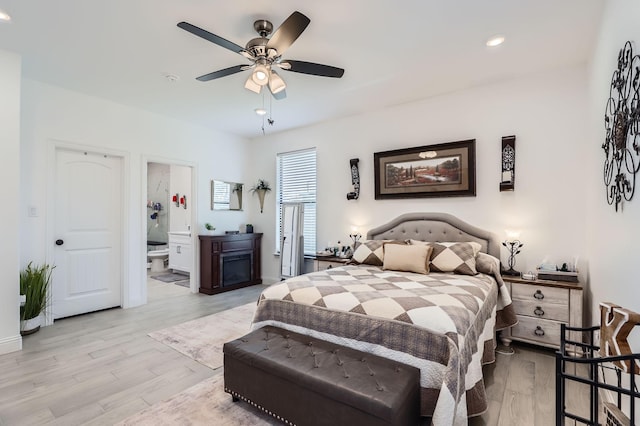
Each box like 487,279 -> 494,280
225,388 -> 297,426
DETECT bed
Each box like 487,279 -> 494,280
252,212 -> 517,425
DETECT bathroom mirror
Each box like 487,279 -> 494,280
211,180 -> 243,211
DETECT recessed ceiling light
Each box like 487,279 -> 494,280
163,73 -> 180,83
0,9 -> 11,22
254,108 -> 267,116
486,35 -> 505,47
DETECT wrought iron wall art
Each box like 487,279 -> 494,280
500,135 -> 516,191
603,40 -> 640,212
346,158 -> 360,200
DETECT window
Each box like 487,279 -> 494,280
276,148 -> 316,255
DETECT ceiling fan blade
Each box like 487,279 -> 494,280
178,22 -> 245,54
266,11 -> 310,56
280,60 -> 344,78
196,65 -> 246,82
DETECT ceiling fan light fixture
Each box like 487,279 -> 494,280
244,75 -> 262,94
252,64 -> 270,86
268,70 -> 286,94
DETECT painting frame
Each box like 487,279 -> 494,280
374,139 -> 476,199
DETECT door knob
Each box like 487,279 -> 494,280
55,239 -> 64,246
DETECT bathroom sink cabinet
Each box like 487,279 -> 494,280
198,233 -> 262,295
168,233 -> 192,273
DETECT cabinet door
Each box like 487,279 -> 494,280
169,242 -> 192,273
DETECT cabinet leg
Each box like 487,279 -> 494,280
497,331 -> 515,355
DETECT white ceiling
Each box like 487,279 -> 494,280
0,0 -> 604,139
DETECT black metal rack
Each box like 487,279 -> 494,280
556,323 -> 640,425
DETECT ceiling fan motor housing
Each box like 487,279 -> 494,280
253,19 -> 273,37
246,37 -> 270,59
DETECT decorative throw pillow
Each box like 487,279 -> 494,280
476,252 -> 499,275
383,243 -> 433,274
429,241 -> 482,275
350,240 -> 406,266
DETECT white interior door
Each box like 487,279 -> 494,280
53,149 -> 123,319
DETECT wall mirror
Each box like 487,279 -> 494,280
211,180 -> 243,211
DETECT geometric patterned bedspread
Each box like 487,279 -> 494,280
252,262 -> 516,425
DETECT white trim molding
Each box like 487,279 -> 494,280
0,334 -> 22,355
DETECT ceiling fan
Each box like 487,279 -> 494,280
177,11 -> 344,100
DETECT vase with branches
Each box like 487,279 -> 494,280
251,179 -> 272,213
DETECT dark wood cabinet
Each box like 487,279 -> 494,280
198,233 -> 262,295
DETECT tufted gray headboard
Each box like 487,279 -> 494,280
366,212 -> 500,258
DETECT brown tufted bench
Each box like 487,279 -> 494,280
223,325 -> 420,426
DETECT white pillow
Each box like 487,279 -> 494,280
383,243 -> 433,274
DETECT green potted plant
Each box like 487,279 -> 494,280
251,179 -> 271,213
20,262 -> 54,335
204,223 -> 216,234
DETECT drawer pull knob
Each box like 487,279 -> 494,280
534,290 -> 545,300
534,326 -> 545,336
534,306 -> 545,316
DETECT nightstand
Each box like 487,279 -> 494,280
314,256 -> 350,271
501,276 -> 583,350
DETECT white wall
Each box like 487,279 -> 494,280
0,49 -> 22,355
19,79 -> 251,315
248,66 -> 590,284
586,0 -> 640,348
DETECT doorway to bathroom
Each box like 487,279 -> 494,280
145,160 -> 196,295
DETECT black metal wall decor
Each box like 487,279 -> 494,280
346,158 -> 360,200
500,135 -> 516,191
603,40 -> 640,212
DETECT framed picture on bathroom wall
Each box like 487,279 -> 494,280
374,139 -> 476,199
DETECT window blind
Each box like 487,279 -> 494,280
276,148 -> 316,255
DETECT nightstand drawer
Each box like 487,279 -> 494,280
315,260 -> 342,271
511,315 -> 562,347
511,283 -> 568,305
511,299 -> 569,322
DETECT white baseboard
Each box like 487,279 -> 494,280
0,334 -> 22,355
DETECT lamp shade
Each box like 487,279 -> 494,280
268,70 -> 286,94
244,74 -> 262,94
251,64 -> 269,86
505,229 -> 521,240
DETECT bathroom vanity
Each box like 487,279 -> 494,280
168,231 -> 192,273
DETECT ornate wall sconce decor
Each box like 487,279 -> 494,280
500,135 -> 516,191
250,179 -> 272,213
346,158 -> 360,200
603,40 -> 640,212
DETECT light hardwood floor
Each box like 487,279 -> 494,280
1,276 -> 579,425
